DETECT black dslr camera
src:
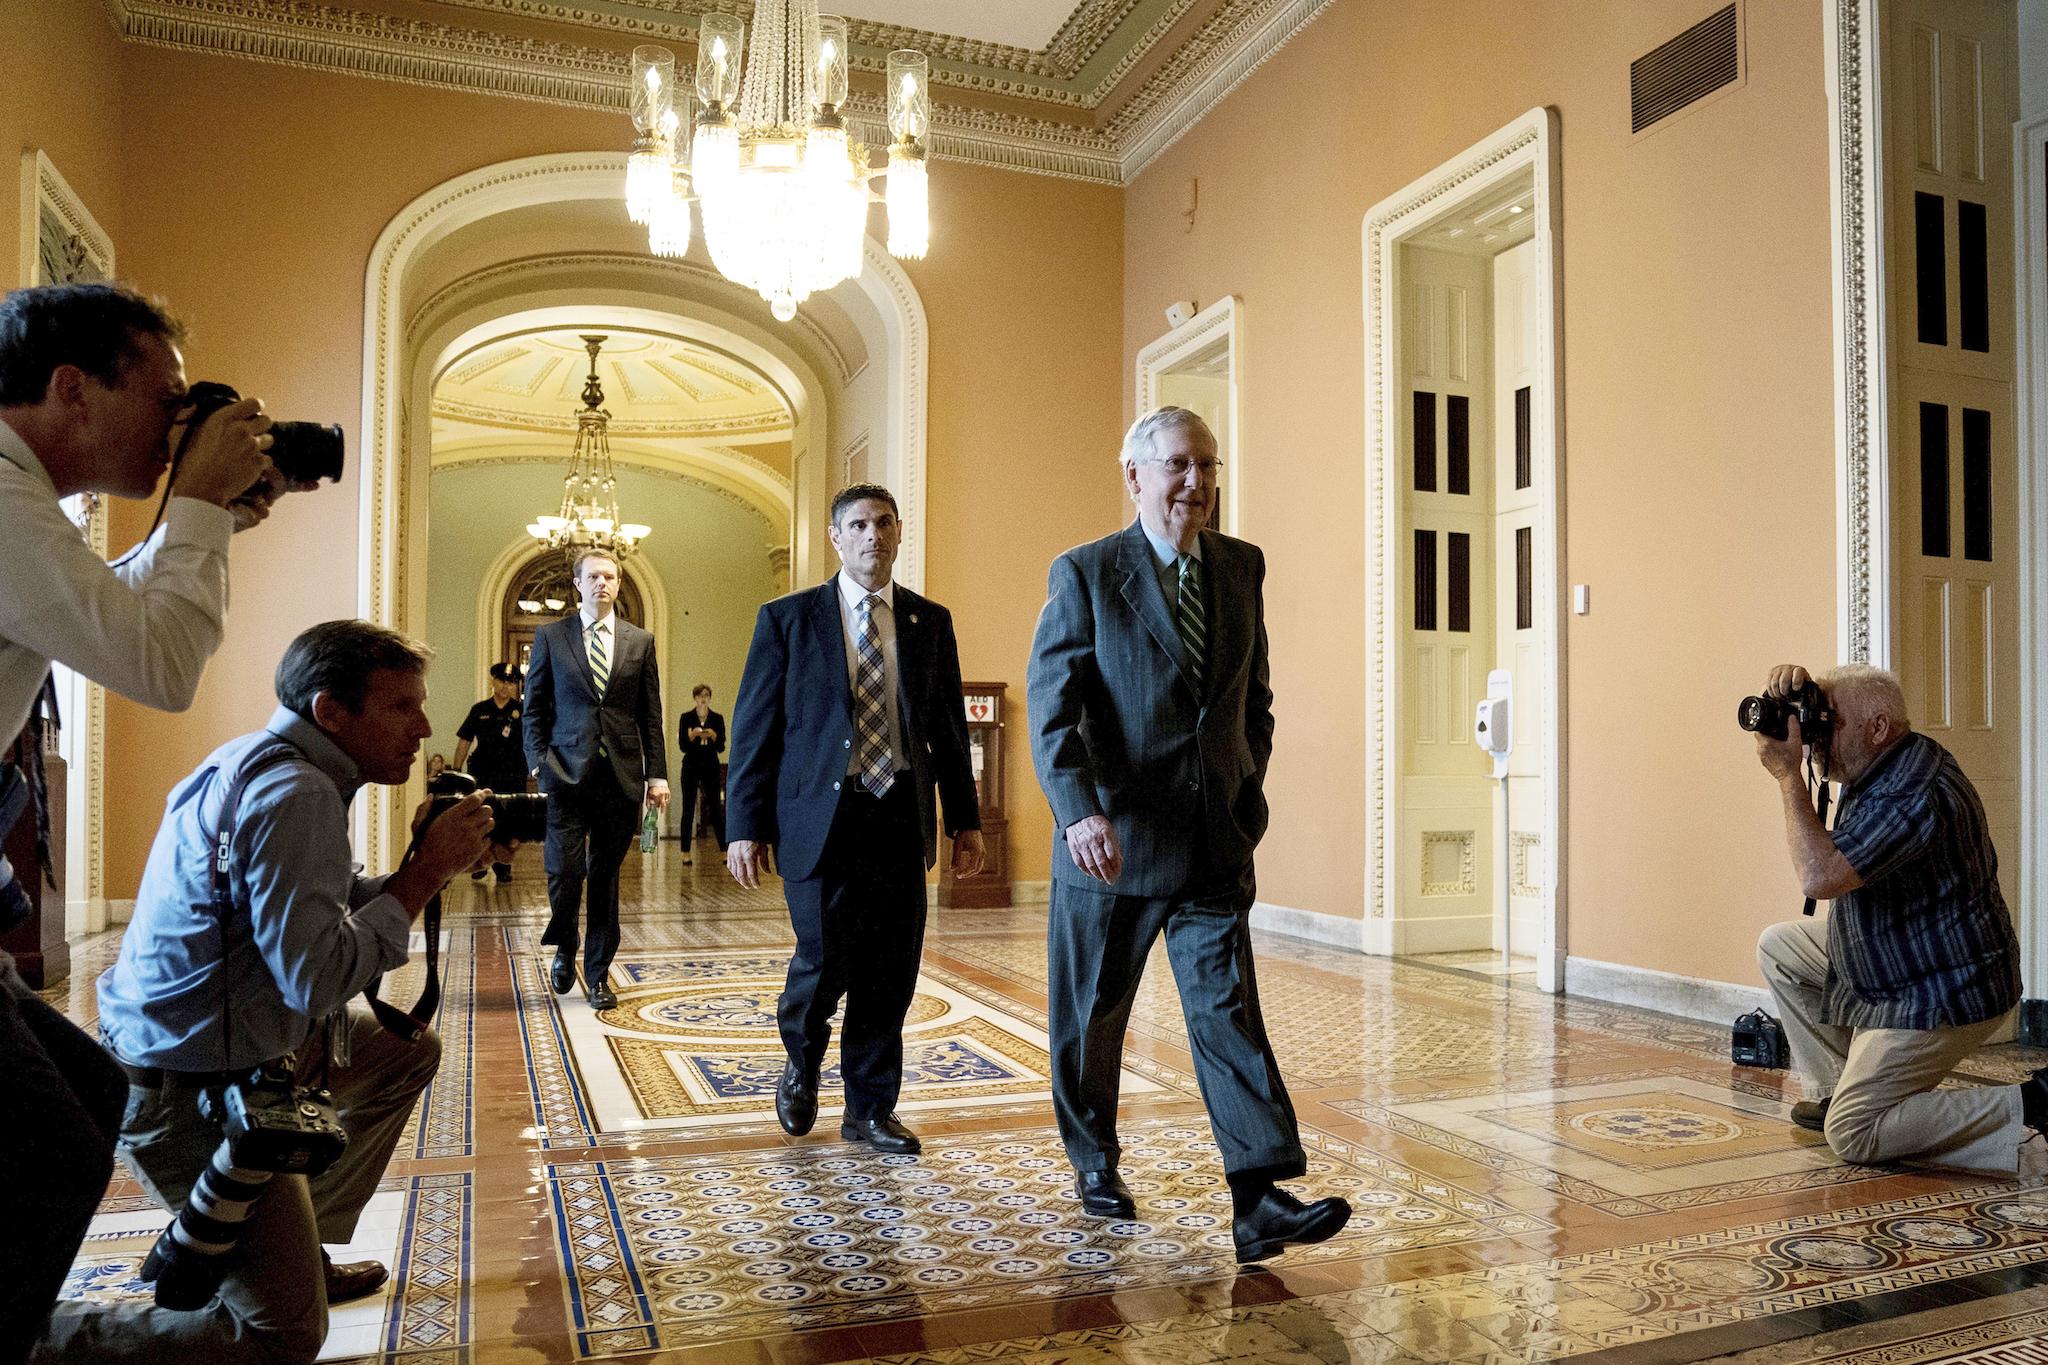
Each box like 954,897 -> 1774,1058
1736,680 -> 1835,744
140,1061 -> 349,1309
183,380 -> 345,495
428,768 -> 549,844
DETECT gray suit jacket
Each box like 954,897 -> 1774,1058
1026,520 -> 1273,896
522,613 -> 668,801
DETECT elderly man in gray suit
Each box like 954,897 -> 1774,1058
1026,406 -> 1350,1264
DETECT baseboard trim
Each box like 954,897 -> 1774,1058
1564,954 -> 1767,1027
1250,901 -> 1361,951
105,898 -> 135,927
1010,881 -> 1050,906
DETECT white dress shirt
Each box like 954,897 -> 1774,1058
834,570 -> 906,777
0,417 -> 233,739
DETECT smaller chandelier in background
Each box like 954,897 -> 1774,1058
624,1 -> 932,322
525,334 -> 652,555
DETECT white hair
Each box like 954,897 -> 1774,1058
1119,405 -> 1214,466
1820,663 -> 1911,731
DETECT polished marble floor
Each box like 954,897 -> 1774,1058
39,840 -> 2048,1363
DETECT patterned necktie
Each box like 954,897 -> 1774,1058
588,620 -> 610,695
1176,553 -> 1207,692
588,621 -> 610,757
852,594 -> 894,797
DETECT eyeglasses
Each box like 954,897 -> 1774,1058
1148,455 -> 1223,479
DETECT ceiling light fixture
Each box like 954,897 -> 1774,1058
525,334 -> 652,555
625,1 -> 931,321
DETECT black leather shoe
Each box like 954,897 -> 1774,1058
840,1113 -> 921,1154
587,979 -> 618,1010
776,1061 -> 819,1136
549,953 -> 575,995
1074,1169 -> 1136,1218
1232,1189 -> 1352,1264
1791,1097 -> 1831,1132
322,1252 -> 389,1304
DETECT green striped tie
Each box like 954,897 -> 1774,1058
588,620 -> 610,694
1175,553 -> 1206,692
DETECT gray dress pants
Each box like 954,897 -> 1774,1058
1048,877 -> 1304,1180
33,1010 -> 441,1365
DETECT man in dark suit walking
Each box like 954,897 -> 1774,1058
727,484 -> 984,1154
523,549 -> 668,1010
676,682 -> 726,864
1026,407 -> 1350,1263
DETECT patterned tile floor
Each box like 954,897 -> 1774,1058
38,838 -> 2048,1362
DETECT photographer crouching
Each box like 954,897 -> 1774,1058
1751,663 -> 2045,1177
33,621 -> 511,1365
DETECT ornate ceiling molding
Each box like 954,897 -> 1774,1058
431,397 -> 789,436
96,0 -> 1329,185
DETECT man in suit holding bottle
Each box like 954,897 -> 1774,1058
523,549 -> 668,1010
726,484 -> 984,1153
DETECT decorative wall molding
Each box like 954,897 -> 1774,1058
96,0 -> 1334,186
407,250 -> 856,385
434,450 -> 785,526
20,150 -> 114,935
1359,108 -> 1565,993
2016,110 -> 2048,1000
1824,0 -> 1887,666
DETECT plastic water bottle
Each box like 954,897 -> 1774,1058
640,801 -> 658,854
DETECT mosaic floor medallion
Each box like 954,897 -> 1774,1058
513,945 -> 1166,1140
1341,1074 -> 1896,1215
543,1115 -> 1549,1354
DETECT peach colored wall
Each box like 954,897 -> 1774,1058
903,160 -> 1126,881
1121,1 -> 1838,988
2,4 -> 126,287
40,40 -> 1121,894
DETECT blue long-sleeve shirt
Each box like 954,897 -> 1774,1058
98,707 -> 411,1070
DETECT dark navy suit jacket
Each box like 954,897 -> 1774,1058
726,578 -> 980,882
521,613 -> 668,801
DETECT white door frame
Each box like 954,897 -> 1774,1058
2015,109 -> 2048,998
1359,107 -> 1566,991
1137,295 -> 1244,535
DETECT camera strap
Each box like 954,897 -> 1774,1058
208,735 -> 441,1047
1800,749 -> 1834,917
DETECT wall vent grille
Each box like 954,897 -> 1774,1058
1631,4 -> 1741,135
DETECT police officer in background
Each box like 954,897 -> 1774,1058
452,661 -> 526,882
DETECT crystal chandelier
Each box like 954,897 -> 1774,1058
524,335 -> 652,553
624,1 -> 932,321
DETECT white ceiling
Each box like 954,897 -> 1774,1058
835,0 -> 1080,51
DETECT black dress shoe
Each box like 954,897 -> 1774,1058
587,979 -> 618,1010
1074,1169 -> 1136,1218
1791,1097 -> 1831,1132
1232,1189 -> 1352,1264
549,953 -> 575,995
322,1252 -> 389,1304
776,1061 -> 819,1136
840,1113 -> 921,1154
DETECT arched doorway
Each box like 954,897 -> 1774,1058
496,549 -> 648,677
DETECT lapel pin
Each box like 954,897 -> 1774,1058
909,613 -> 919,624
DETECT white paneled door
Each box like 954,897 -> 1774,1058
1882,0 -> 2020,912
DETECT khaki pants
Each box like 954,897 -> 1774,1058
1757,915 -> 2023,1177
33,1010 -> 440,1364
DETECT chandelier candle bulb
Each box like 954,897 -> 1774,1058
887,50 -> 930,145
627,46 -> 677,224
814,15 -> 848,110
696,14 -> 743,109
886,145 -> 929,259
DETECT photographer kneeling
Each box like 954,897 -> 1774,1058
34,620 -> 506,1365
1752,663 -> 2044,1177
